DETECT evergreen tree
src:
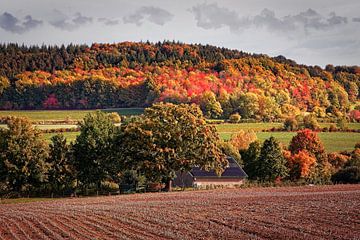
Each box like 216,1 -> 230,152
47,134 -> 75,195
258,137 -> 288,181
241,141 -> 262,180
72,111 -> 116,191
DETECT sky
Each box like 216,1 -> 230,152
0,0 -> 359,67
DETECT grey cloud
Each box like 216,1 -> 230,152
0,12 -> 42,34
123,6 -> 173,26
190,3 -> 246,31
50,10 -> 92,31
191,3 -> 348,33
353,17 -> 360,22
98,17 -> 119,26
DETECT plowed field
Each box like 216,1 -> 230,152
1,185 -> 359,240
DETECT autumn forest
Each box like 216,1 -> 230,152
0,41 -> 359,121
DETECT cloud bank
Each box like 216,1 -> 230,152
123,6 -> 174,26
190,3 -> 349,33
49,10 -> 92,31
0,12 -> 42,34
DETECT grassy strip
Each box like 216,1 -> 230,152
0,108 -> 144,121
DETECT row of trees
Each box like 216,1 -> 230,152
0,103 -> 227,196
239,129 -> 360,184
1,103 -> 359,197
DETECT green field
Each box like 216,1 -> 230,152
219,131 -> 359,152
0,108 -> 144,121
213,122 -> 360,133
0,111 -> 357,152
213,123 -> 283,133
43,132 -> 80,143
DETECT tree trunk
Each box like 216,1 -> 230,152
165,179 -> 172,192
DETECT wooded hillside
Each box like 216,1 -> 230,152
0,41 -> 359,120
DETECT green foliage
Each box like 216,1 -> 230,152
116,103 -> 227,183
331,166 -> 360,183
72,111 -> 116,189
257,137 -> 289,181
336,117 -> 348,130
199,91 -> 223,118
0,117 -> 48,193
219,141 -> 242,165
47,134 -> 75,194
241,141 -> 262,180
302,114 -> 320,130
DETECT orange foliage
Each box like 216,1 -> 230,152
287,150 -> 317,179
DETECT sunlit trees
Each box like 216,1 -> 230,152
199,91 -> 223,118
286,150 -> 317,181
115,103 -> 227,189
229,130 -> 257,151
0,117 -> 48,194
72,111 -> 116,191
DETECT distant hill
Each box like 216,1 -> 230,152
0,41 -> 359,120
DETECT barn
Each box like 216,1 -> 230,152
173,157 -> 247,189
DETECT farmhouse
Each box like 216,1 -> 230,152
173,157 -> 247,189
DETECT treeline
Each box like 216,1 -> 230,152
0,41 -> 359,118
1,103 -> 359,198
0,103 -> 227,197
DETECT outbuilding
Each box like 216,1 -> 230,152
173,157 -> 247,189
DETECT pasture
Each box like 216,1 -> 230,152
0,108 -> 144,121
0,185 -> 359,239
219,131 -> 359,152
0,109 -> 358,152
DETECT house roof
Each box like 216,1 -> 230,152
190,157 -> 248,179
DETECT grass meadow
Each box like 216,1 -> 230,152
0,109 -> 358,152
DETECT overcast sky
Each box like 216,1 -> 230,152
0,0 -> 359,67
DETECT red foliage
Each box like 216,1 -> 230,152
43,94 -> 59,109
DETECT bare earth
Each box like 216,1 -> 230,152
0,185 -> 359,240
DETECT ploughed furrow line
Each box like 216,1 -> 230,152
2,216 -> 31,240
2,213 -> 53,240
122,208 -> 201,239
50,212 -> 115,240
49,214 -> 102,240
24,212 -> 70,240
31,207 -> 124,240
64,210 -> 132,240
0,218 -> 21,240
88,210 -> 169,240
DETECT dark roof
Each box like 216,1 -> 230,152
190,157 -> 248,178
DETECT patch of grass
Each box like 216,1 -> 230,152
221,131 -> 359,152
319,122 -> 360,130
0,108 -> 144,121
0,198 -> 57,204
255,132 -> 359,152
43,132 -> 80,143
213,123 -> 282,133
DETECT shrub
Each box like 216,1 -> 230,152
331,166 -> 360,184
336,117 -> 348,130
283,117 -> 298,131
229,130 -> 257,151
108,112 -> 121,123
228,113 -> 241,123
303,114 -> 320,130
